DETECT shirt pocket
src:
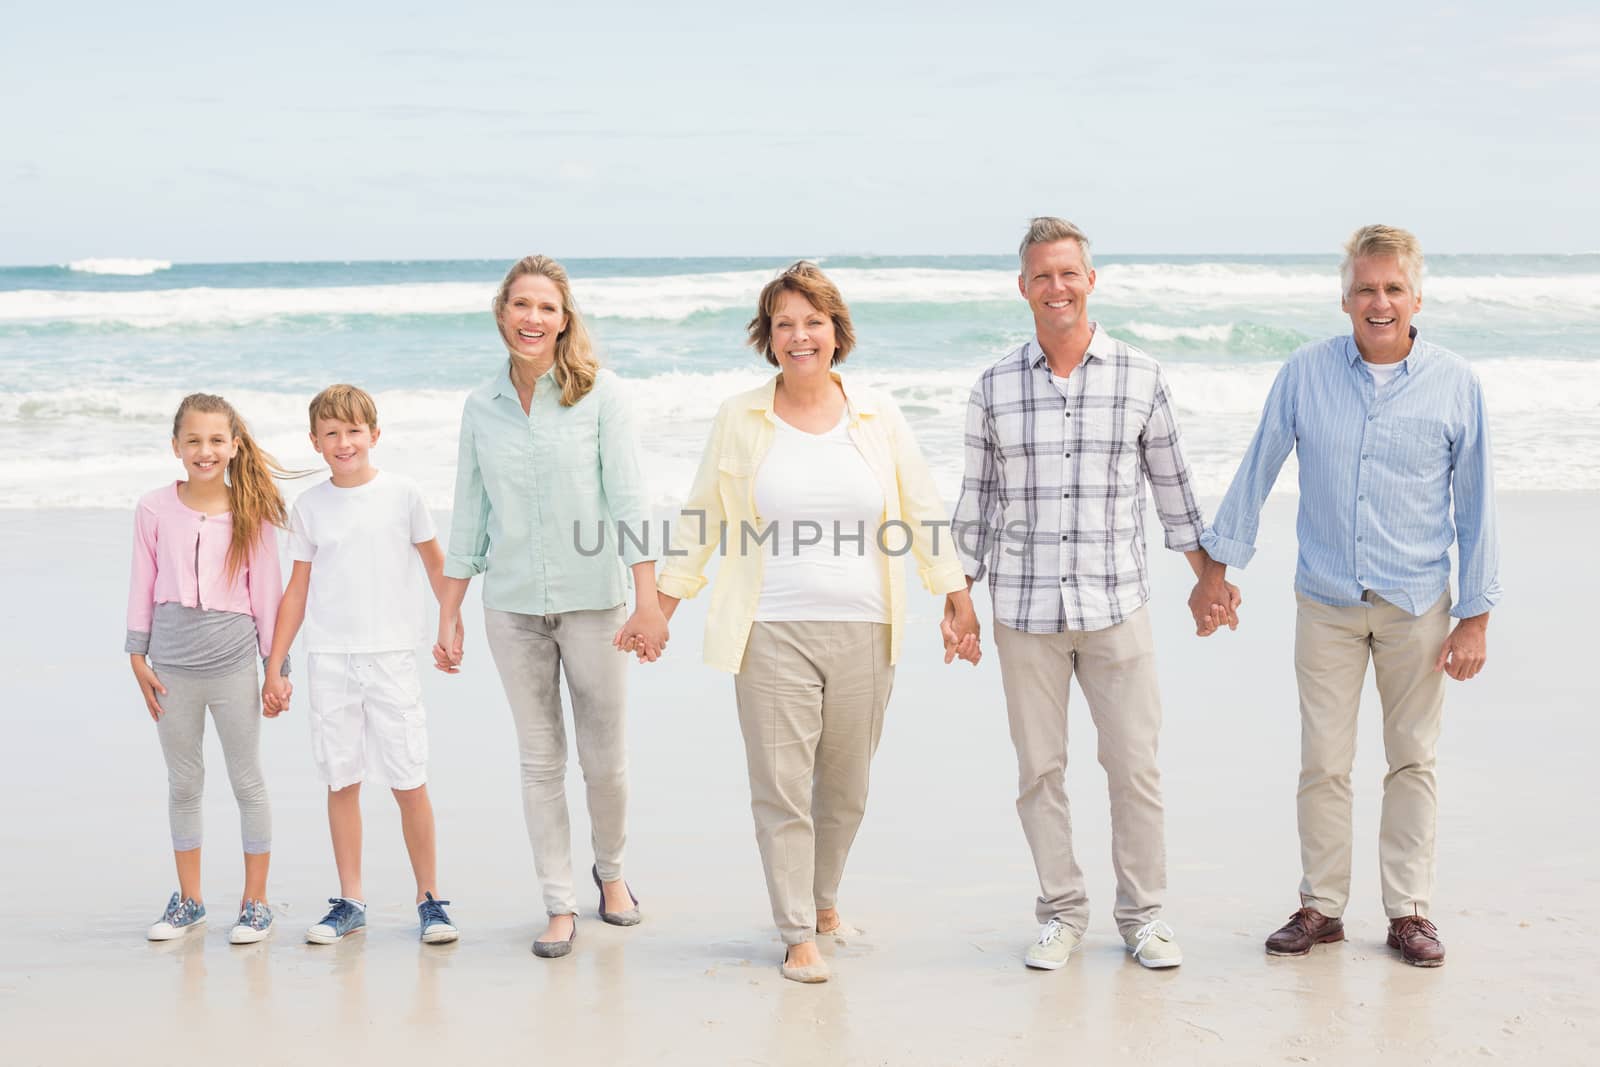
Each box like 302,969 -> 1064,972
718,455 -> 755,518
554,412 -> 601,470
1387,415 -> 1451,480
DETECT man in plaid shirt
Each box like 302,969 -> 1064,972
948,217 -> 1237,972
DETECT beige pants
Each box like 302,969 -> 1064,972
994,609 -> 1166,938
1294,590 -> 1451,919
733,621 -> 894,946
483,605 -> 629,918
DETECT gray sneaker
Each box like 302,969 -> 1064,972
1125,919 -> 1183,969
1023,918 -> 1081,970
307,898 -> 367,945
147,892 -> 207,941
229,900 -> 274,944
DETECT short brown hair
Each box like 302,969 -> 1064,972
308,383 -> 379,433
746,261 -> 857,368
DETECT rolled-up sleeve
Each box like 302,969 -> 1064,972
1450,375 -> 1501,618
658,404 -> 729,601
1201,359 -> 1299,568
885,397 -> 965,595
949,382 -> 999,582
1140,367 -> 1206,552
597,375 -> 655,567
444,399 -> 491,579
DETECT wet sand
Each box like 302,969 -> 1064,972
3,495 -> 1596,1065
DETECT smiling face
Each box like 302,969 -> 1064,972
499,273 -> 568,366
1341,254 -> 1422,362
311,416 -> 380,484
171,410 -> 238,486
768,290 -> 837,382
1019,239 -> 1096,335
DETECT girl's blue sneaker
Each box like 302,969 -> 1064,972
418,893 -> 458,944
229,899 -> 274,944
306,898 -> 367,945
147,892 -> 206,941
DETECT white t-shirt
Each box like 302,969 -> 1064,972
753,414 -> 890,623
1363,357 -> 1406,392
288,471 -> 437,654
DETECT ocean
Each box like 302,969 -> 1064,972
2,254 -> 1597,509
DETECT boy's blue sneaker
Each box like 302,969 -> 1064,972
418,893 -> 458,944
147,892 -> 207,941
306,898 -> 367,945
229,899 -> 274,944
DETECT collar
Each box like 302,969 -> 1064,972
490,359 -> 555,399
1027,322 -> 1106,370
1344,325 -> 1425,371
749,370 -> 878,420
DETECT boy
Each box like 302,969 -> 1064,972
264,384 -> 460,945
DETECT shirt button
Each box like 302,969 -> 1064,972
1061,534 -> 1068,542
1064,451 -> 1072,458
1362,454 -> 1370,460
1060,576 -> 1068,583
1064,492 -> 1071,499
1367,414 -> 1376,421
1358,494 -> 1365,501
1064,412 -> 1072,418
1357,574 -> 1365,582
1357,536 -> 1364,542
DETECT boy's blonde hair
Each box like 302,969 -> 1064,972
308,383 -> 379,433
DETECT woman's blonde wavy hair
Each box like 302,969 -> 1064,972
492,255 -> 599,407
170,393 -> 295,580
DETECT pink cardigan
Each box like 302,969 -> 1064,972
126,482 -> 284,659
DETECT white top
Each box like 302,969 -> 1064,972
753,413 -> 890,623
288,471 -> 437,653
1363,357 -> 1406,391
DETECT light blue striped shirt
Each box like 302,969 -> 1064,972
1201,330 -> 1500,619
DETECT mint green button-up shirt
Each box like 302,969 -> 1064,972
445,363 -> 654,615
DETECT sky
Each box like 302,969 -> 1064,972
2,1 -> 1596,263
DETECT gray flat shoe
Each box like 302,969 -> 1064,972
532,915 -> 577,958
593,864 -> 641,927
780,957 -> 830,984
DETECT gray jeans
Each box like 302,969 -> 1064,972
483,605 -> 629,917
152,662 -> 271,854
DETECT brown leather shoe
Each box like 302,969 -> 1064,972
1387,912 -> 1445,967
1265,907 -> 1345,956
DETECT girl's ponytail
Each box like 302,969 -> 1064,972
171,393 -> 295,580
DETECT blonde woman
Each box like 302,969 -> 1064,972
435,255 -> 667,958
655,262 -> 980,983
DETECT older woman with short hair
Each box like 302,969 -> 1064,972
655,261 -> 979,983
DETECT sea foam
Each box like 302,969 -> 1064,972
65,258 -> 173,276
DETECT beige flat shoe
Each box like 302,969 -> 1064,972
779,957 -> 830,984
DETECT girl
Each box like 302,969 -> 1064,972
128,393 -> 294,944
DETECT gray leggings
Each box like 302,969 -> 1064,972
152,663 -> 271,854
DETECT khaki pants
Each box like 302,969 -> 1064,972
483,605 -> 629,918
733,621 -> 894,946
994,609 -> 1166,938
1294,590 -> 1450,919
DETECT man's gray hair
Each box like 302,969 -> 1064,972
1019,217 -> 1093,271
1340,224 -> 1424,297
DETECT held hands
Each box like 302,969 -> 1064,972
614,603 -> 670,664
432,612 -> 464,674
131,655 -> 167,721
262,674 -> 292,717
941,592 -> 982,665
1434,617 -> 1487,681
1187,575 -> 1242,636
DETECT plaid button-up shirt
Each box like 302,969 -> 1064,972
951,327 -> 1207,633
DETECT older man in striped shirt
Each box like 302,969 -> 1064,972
949,217 -> 1237,972
1194,225 -> 1501,968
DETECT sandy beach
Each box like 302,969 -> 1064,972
3,493 -> 1595,1065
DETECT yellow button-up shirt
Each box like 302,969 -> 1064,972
659,373 -> 966,672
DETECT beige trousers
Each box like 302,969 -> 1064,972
483,605 -> 629,918
1294,590 -> 1450,919
732,621 -> 894,946
994,609 -> 1166,938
